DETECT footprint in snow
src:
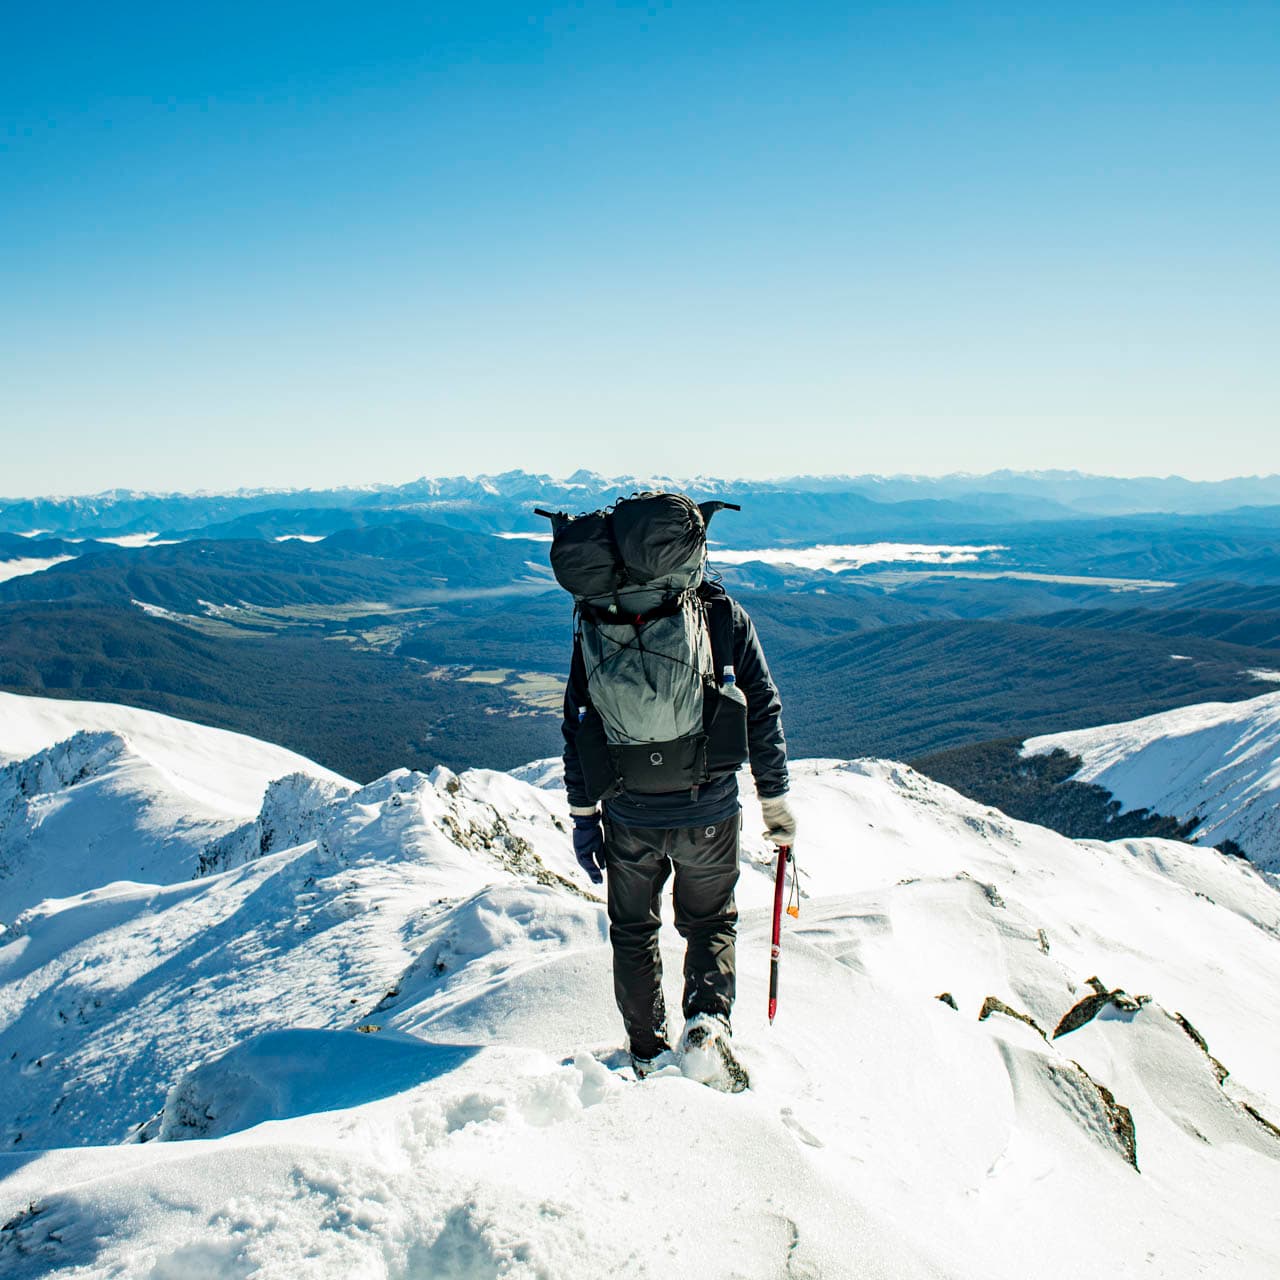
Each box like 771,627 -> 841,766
780,1105 -> 824,1148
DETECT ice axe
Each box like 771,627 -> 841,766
768,843 -> 798,1025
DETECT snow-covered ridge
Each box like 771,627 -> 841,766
1024,690 -> 1280,870
0,691 -> 350,813
0,694 -> 355,922
0,728 -> 271,922
1,729 -> 131,800
1,703 -> 1279,1276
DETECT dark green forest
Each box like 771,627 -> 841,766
912,739 -> 1203,846
4,598 -> 1276,785
0,604 -> 562,780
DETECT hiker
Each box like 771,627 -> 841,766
541,491 -> 795,1086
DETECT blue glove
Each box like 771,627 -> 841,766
572,811 -> 607,884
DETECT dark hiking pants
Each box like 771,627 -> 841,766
603,812 -> 741,1059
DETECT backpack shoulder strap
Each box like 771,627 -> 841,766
696,587 -> 737,672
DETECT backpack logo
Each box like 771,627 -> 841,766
650,751 -> 664,766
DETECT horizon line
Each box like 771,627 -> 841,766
6,466 -> 1280,506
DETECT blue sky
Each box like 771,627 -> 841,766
2,1 -> 1277,495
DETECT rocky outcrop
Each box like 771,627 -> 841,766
1067,1060 -> 1139,1170
196,772 -> 355,875
1053,980 -> 1147,1039
1172,1013 -> 1229,1084
0,732 -> 130,863
1056,981 -> 1280,1155
955,870 -> 1005,908
1,730 -> 130,806
979,996 -> 1048,1040
1168,1010 -> 1280,1142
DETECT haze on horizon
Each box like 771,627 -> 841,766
8,465 -> 1280,509
3,2 -> 1277,496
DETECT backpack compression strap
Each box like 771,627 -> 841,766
577,593 -> 684,630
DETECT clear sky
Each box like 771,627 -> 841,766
2,1 -> 1277,496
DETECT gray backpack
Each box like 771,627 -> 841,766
536,492 -> 748,800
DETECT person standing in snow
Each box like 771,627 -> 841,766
560,573 -> 795,1081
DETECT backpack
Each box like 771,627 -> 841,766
536,491 -> 748,802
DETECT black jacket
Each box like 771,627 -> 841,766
561,581 -> 789,809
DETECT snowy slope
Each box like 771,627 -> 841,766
0,694 -> 354,921
1023,690 -> 1280,870
0,691 -> 350,810
0,723 -> 1278,1277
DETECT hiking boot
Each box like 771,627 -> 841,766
631,1047 -> 678,1079
678,1012 -> 750,1093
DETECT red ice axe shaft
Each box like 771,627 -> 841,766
768,844 -> 792,1025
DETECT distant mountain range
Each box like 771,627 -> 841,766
5,470 -> 1280,788
6,468 -> 1280,541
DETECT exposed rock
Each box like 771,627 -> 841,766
979,996 -> 1047,1040
1053,983 -> 1147,1039
1054,992 -> 1113,1038
956,871 -> 1005,909
1170,1011 -> 1230,1085
428,765 -> 463,796
1062,998 -> 1279,1153
197,772 -> 354,875
0,1199 -> 58,1267
437,804 -> 596,901
936,992 -> 958,1010
1165,1009 -> 1280,1143
1068,1060 -> 1140,1170
1168,1011 -> 1244,1097
1243,1104 -> 1280,1141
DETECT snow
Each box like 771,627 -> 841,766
130,598 -> 182,619
0,696 -> 353,922
1,705 -> 1279,1276
1248,668 -> 1280,683
93,532 -> 178,548
197,598 -> 239,616
0,731 -> 242,920
154,1027 -> 480,1140
275,534 -> 326,542
900,569 -> 1177,589
1024,691 -> 1280,869
0,692 -> 350,809
709,542 -> 1007,572
494,531 -> 553,542
0,555 -> 74,583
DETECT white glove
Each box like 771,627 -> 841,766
760,794 -> 797,847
